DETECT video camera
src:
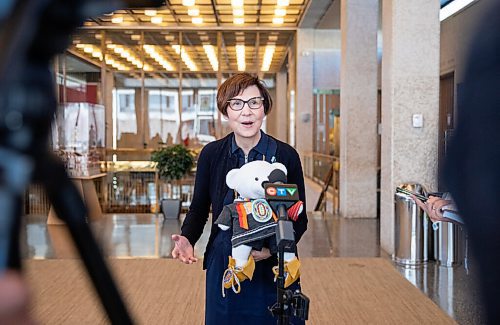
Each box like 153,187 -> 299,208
0,1 -> 164,323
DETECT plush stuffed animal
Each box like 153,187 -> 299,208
215,160 -> 303,296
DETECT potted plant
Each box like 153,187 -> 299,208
151,144 -> 194,219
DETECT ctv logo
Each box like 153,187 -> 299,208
266,186 -> 297,197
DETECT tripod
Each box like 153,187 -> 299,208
0,0 -> 162,323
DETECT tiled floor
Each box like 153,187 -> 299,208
20,213 -> 485,324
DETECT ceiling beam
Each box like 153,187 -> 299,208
210,0 -> 220,26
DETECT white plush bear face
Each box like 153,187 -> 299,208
226,160 -> 287,200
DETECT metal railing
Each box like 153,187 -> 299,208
303,152 -> 339,214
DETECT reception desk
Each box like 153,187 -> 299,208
47,173 -> 106,225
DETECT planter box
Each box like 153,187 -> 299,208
160,198 -> 181,219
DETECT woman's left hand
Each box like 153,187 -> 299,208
251,247 -> 272,261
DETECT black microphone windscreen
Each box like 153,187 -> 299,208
268,169 -> 287,184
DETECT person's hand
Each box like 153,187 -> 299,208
251,247 -> 272,262
411,194 -> 452,223
171,234 -> 198,264
0,271 -> 34,324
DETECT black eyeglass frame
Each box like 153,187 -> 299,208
226,96 -> 265,111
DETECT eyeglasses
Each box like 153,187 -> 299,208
227,96 -> 264,111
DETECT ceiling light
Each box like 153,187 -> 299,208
272,17 -> 284,24
111,16 -> 123,24
131,34 -> 141,41
192,17 -> 203,24
188,8 -> 199,16
165,35 -> 175,41
151,16 -> 163,24
76,43 -> 85,48
106,43 -> 116,49
203,44 -> 218,71
144,9 -> 157,16
275,8 -> 286,16
261,45 -> 275,71
231,0 -> 244,6
236,44 -> 245,71
233,8 -> 244,16
95,33 -> 102,40
84,46 -> 93,53
182,0 -> 195,6
277,0 -> 289,6
234,17 -> 244,25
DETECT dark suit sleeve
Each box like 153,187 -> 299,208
286,148 -> 308,243
444,5 -> 500,323
181,145 -> 212,246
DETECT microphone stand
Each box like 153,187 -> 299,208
273,203 -> 295,325
265,182 -> 309,324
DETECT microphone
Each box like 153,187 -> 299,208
264,181 -> 299,250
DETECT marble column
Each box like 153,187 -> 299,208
267,69 -> 288,142
295,29 -> 314,157
103,69 -> 114,155
381,0 -> 440,254
339,0 -> 379,218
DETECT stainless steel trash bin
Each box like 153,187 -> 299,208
434,221 -> 465,267
394,183 -> 432,265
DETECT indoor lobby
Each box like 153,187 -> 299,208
2,0 -> 497,324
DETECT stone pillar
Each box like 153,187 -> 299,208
295,29 -> 314,157
267,69 -> 288,142
381,0 -> 440,254
103,69 -> 114,153
339,0 -> 379,218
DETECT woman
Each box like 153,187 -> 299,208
171,73 -> 308,324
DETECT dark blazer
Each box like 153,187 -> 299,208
181,132 -> 308,269
444,3 -> 500,324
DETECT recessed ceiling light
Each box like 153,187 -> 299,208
182,0 -> 195,6
131,34 -> 141,41
151,16 -> 163,24
275,8 -> 286,16
234,17 -> 244,25
111,16 -> 123,24
188,8 -> 200,16
277,0 -> 289,6
192,17 -> 203,24
231,0 -> 244,7
145,9 -> 157,16
233,8 -> 244,16
272,17 -> 284,24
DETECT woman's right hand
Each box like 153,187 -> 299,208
171,234 -> 198,264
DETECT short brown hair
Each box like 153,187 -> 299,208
217,73 -> 273,116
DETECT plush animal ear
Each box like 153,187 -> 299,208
271,162 -> 287,175
226,168 -> 240,189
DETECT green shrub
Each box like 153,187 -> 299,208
151,144 -> 194,180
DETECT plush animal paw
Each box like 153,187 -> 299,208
272,257 -> 301,288
222,255 -> 255,297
